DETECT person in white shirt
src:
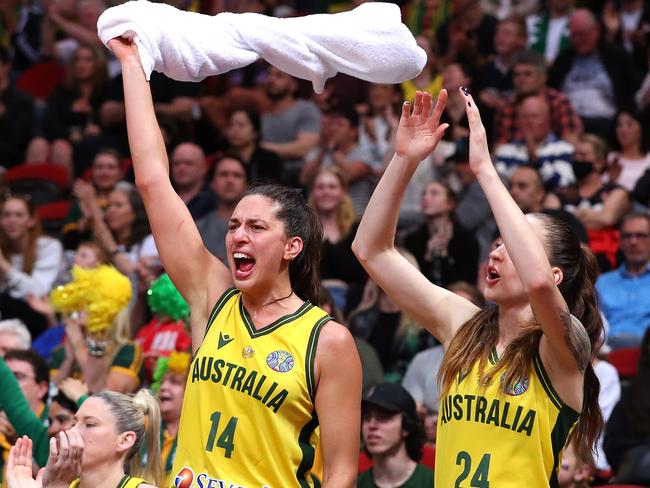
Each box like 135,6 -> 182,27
0,194 -> 63,336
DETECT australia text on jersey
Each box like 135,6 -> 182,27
439,393 -> 537,436
191,356 -> 288,413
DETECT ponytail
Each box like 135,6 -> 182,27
533,215 -> 604,462
568,244 -> 604,462
130,390 -> 164,488
95,390 -> 165,487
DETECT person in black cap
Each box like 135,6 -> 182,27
358,383 -> 433,488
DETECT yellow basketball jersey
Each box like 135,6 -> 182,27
435,348 -> 580,488
171,288 -> 331,488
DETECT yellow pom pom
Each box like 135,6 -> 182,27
49,265 -> 132,333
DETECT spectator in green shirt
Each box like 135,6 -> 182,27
357,383 -> 434,488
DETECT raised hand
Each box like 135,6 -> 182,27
7,436 -> 44,488
394,90 -> 448,164
460,87 -> 494,178
59,378 -> 89,404
107,36 -> 141,65
42,430 -> 84,488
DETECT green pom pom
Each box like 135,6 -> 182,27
151,356 -> 170,394
147,274 -> 189,321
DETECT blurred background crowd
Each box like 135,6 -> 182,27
0,0 -> 649,486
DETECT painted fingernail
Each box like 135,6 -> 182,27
461,86 -> 470,96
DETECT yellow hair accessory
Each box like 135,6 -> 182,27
50,265 -> 132,334
167,351 -> 191,375
151,351 -> 191,392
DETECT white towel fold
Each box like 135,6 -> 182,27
97,1 -> 426,93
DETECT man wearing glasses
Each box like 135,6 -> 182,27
597,212 -> 650,349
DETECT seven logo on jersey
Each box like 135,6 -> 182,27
266,350 -> 294,372
501,373 -> 529,396
174,468 -> 251,488
218,332 -> 235,350
174,467 -> 194,488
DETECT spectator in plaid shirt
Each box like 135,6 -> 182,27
493,49 -> 582,147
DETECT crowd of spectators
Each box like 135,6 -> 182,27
0,0 -> 650,485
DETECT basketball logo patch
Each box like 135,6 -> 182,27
266,350 -> 294,372
501,373 -> 529,396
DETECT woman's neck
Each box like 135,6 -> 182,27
78,81 -> 93,97
426,213 -> 451,233
372,448 -> 417,487
115,228 -> 131,246
241,281 -> 303,328
496,304 -> 534,354
164,415 -> 180,438
10,234 -> 28,253
446,94 -> 465,120
236,143 -> 255,163
318,210 -> 340,241
78,462 -> 126,488
578,173 -> 603,197
620,145 -> 644,159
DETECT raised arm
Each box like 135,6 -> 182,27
352,91 -> 479,346
462,89 -> 589,385
108,38 -> 231,348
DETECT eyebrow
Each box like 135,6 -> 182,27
74,415 -> 101,422
228,217 -> 269,225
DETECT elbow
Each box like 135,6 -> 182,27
525,274 -> 557,296
351,236 -> 369,264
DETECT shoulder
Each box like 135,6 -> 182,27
315,321 -> 360,369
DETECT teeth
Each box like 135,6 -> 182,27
233,252 -> 252,259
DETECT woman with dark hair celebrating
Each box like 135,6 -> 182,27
107,37 -> 361,488
353,89 -> 604,486
223,107 -> 283,182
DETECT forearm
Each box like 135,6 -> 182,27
353,153 -> 417,257
263,138 -> 314,159
121,60 -> 172,188
476,168 -> 553,286
51,16 -> 103,46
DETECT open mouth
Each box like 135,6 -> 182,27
233,252 -> 256,278
486,266 -> 500,284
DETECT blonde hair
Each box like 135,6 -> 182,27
94,390 -> 164,487
308,167 -> 357,237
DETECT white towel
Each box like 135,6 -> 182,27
97,1 -> 426,93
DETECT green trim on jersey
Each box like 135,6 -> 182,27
203,287 -> 240,339
305,316 -> 332,401
239,299 -> 314,338
533,351 -> 580,415
296,410 -> 319,488
534,350 -> 580,487
548,406 -> 580,488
